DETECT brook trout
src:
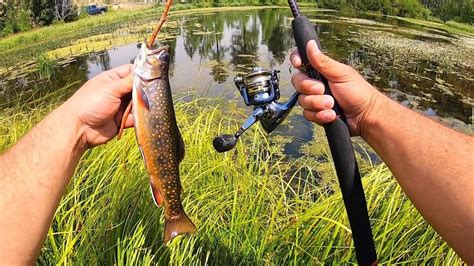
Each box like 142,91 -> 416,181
126,44 -> 196,243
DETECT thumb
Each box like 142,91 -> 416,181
110,73 -> 133,98
306,40 -> 349,81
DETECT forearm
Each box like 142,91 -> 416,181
363,94 -> 474,262
0,103 -> 86,264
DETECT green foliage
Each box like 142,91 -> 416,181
423,0 -> 474,23
31,0 -> 55,26
0,0 -> 78,37
0,89 -> 462,264
1,3 -> 31,36
36,53 -> 55,79
0,0 -> 471,38
164,0 -> 314,8
1,6 -> 32,36
319,0 -> 431,18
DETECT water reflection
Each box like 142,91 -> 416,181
1,8 -> 472,155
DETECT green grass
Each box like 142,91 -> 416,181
0,86 -> 461,264
389,15 -> 474,36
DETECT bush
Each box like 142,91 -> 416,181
0,3 -> 6,33
1,6 -> 32,36
64,4 -> 79,23
39,8 -> 55,26
17,9 -> 32,31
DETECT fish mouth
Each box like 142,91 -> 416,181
134,43 -> 170,80
148,45 -> 170,63
148,45 -> 169,55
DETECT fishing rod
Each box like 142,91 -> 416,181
288,0 -> 377,264
147,0 -> 174,48
211,1 -> 377,263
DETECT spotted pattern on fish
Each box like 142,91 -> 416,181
132,44 -> 196,244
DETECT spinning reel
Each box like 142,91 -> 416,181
213,1 -> 377,264
213,67 -> 299,153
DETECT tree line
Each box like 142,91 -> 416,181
317,0 -> 473,22
1,0 -> 472,37
178,0 -> 472,22
0,0 -> 78,36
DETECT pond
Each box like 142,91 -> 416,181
0,8 -> 472,157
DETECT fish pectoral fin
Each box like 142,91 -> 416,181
150,182 -> 164,207
177,130 -> 185,163
163,213 -> 197,245
117,101 -> 133,140
137,85 -> 150,111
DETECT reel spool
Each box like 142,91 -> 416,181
235,67 -> 280,107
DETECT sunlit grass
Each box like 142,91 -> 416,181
0,87 -> 461,264
389,15 -> 474,36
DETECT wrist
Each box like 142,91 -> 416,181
359,89 -> 390,141
57,102 -> 88,154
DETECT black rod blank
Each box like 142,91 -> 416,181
288,1 -> 377,264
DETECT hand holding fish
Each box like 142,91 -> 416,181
64,64 -> 135,148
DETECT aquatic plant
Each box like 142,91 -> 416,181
36,53 -> 56,79
0,86 -> 462,264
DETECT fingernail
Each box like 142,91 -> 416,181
290,55 -> 296,64
308,40 -> 320,52
323,112 -> 332,121
323,97 -> 333,108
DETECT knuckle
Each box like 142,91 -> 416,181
318,54 -> 331,68
309,97 -> 320,108
303,110 -> 318,123
310,83 -> 324,95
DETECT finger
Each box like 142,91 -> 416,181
306,40 -> 350,81
105,64 -> 134,80
291,72 -> 325,95
303,109 -> 337,124
109,75 -> 133,98
290,49 -> 302,69
299,94 -> 334,111
125,115 -> 134,128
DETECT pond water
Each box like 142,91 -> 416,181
0,8 -> 472,156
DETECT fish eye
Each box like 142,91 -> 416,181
160,52 -> 170,62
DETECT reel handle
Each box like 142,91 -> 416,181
213,134 -> 238,153
213,108 -> 264,153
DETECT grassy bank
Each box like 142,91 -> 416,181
389,15 -> 474,37
0,86 -> 461,264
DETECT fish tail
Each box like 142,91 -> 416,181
163,213 -> 197,244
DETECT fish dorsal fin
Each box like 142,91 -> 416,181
177,130 -> 185,163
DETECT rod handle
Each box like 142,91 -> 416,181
291,14 -> 378,265
291,16 -> 345,119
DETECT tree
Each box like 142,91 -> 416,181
54,0 -> 78,22
31,0 -> 55,26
